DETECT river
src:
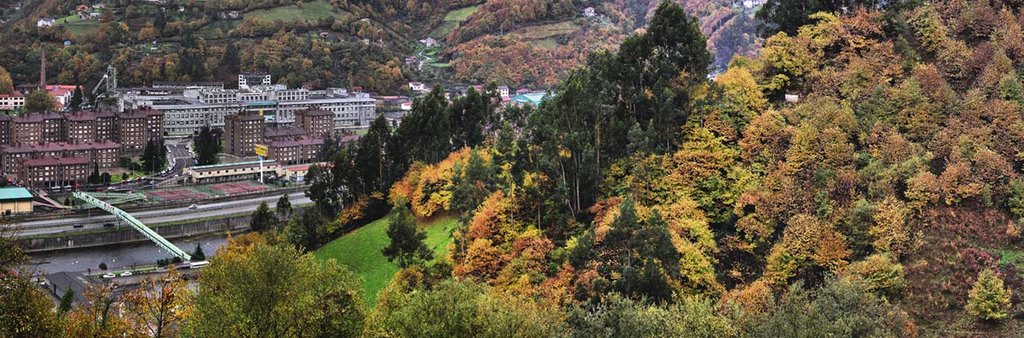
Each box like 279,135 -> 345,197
25,235 -> 230,276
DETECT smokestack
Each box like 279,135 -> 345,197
39,48 -> 46,89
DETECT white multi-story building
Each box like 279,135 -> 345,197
238,73 -> 272,88
114,84 -> 376,137
0,92 -> 25,111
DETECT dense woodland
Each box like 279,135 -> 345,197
5,0 -> 1024,336
0,0 -> 757,93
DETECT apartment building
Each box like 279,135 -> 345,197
224,110 -> 265,157
294,108 -> 333,138
0,141 -> 120,173
115,108 -> 163,156
16,156 -> 90,189
267,136 -> 323,165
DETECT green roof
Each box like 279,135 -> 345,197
0,187 -> 33,201
511,92 -> 550,105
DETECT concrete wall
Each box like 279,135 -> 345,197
19,214 -> 254,253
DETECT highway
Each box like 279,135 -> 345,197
11,191 -> 310,237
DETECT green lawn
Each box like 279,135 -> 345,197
315,214 -> 458,305
512,21 -> 579,40
443,5 -> 479,22
246,0 -> 348,23
55,15 -> 82,24
63,20 -> 99,38
197,19 -> 238,39
430,5 -> 480,39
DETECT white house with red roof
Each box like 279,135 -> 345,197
44,85 -> 76,110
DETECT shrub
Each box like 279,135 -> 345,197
966,269 -> 1012,321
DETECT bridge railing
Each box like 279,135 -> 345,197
73,192 -> 192,261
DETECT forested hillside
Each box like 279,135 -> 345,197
239,0 -> 1024,335
6,0 -> 1024,337
306,0 -> 1021,334
0,0 -> 757,92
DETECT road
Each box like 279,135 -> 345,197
12,192 -> 310,237
149,139 -> 195,187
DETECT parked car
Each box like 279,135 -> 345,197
102,273 -> 116,279
120,271 -> 133,277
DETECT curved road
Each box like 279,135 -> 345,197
12,192 -> 310,237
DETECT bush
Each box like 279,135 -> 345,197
966,269 -> 1012,321
1009,179 -> 1024,219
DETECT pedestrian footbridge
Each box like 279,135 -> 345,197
72,192 -> 192,261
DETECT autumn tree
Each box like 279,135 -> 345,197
0,65 -> 13,93
190,243 -> 364,337
870,196 -> 914,258
0,233 -> 60,337
567,294 -> 735,337
63,285 -> 134,337
369,279 -> 566,337
138,22 -> 157,42
24,90 -> 55,113
756,0 -> 889,36
764,214 -> 851,286
748,278 -> 915,337
121,268 -> 191,337
450,149 -> 496,216
966,269 -> 1012,321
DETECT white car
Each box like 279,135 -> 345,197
120,271 -> 133,277
102,273 -> 116,279
188,204 -> 199,210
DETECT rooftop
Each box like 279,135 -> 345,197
265,126 -> 306,139
3,141 -> 121,153
190,159 -> 280,172
269,136 -> 323,148
0,187 -> 32,200
511,92 -> 551,106
296,108 -> 333,117
21,156 -> 90,167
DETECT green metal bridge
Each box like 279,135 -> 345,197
74,192 -> 147,208
73,192 -> 192,261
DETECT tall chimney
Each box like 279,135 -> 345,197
39,48 -> 46,89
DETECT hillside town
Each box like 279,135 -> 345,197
0,47 -> 552,213
5,0 -> 1024,337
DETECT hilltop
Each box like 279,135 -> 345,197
0,0 -> 758,93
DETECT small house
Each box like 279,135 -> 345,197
0,187 -> 33,215
409,82 -> 427,93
